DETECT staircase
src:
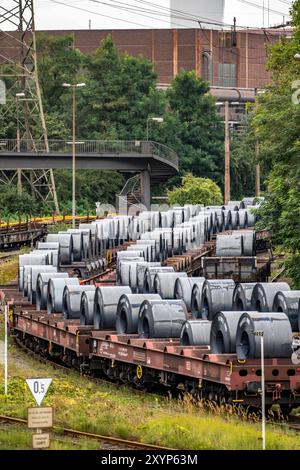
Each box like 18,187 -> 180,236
117,174 -> 145,214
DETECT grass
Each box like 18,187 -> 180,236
0,257 -> 18,285
0,424 -> 102,450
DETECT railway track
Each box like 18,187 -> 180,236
0,415 -> 172,450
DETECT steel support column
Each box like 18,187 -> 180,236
141,170 -> 151,210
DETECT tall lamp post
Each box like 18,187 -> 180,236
146,117 -> 164,141
62,82 -> 86,228
16,92 -> 25,195
252,330 -> 265,450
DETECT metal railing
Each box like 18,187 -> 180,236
0,139 -> 179,168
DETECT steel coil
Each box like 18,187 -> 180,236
67,229 -> 84,261
47,233 -> 73,265
116,293 -> 161,334
47,277 -> 80,313
216,234 -> 243,257
232,283 -> 257,311
80,290 -> 97,325
251,282 -> 291,312
272,291 -> 300,332
93,286 -> 132,330
199,279 -> 235,320
174,277 -> 205,311
180,320 -> 211,346
236,312 -> 293,360
135,262 -> 161,293
153,272 -> 188,299
27,265 -> 57,304
191,279 -> 207,318
138,299 -> 188,338
242,231 -> 255,256
143,266 -> 175,293
210,311 -> 244,354
19,253 -> 49,290
238,210 -> 248,229
62,285 -> 95,320
37,242 -> 60,251
36,272 -> 69,311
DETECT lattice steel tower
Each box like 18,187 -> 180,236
0,0 -> 59,213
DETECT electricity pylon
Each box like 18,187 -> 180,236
0,0 -> 59,213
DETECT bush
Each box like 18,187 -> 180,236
168,173 -> 223,206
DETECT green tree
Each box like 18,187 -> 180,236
168,173 -> 223,206
251,0 -> 300,286
164,71 -> 224,183
0,185 -> 38,218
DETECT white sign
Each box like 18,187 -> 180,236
26,378 -> 52,406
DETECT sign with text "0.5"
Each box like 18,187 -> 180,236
26,378 -> 52,406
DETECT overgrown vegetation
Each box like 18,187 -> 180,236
251,0 -> 300,287
168,174 -> 223,206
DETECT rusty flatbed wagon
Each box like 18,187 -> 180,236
10,309 -> 300,411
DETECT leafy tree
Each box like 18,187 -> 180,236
164,71 -> 224,183
168,173 -> 223,206
0,185 -> 38,218
251,0 -> 300,286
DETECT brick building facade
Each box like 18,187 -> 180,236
31,27 -> 290,90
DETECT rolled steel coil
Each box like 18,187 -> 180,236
242,231 -> 255,256
27,265 -> 57,304
232,283 -> 257,311
136,239 -> 158,260
191,279 -> 207,319
143,266 -> 175,293
251,282 -> 291,312
116,293 -> 161,334
80,290 -> 97,325
32,249 -> 59,267
47,233 -> 73,265
272,291 -> 300,332
246,209 -> 256,227
138,299 -> 188,339
238,210 -> 248,229
199,279 -> 235,320
19,253 -> 49,290
216,234 -> 243,257
174,277 -> 205,311
93,286 -> 132,330
242,197 -> 256,207
127,244 -> 151,262
180,320 -> 211,347
210,311 -> 244,354
36,272 -> 69,311
67,229 -> 84,261
62,285 -> 95,320
135,262 -> 161,293
153,272 -> 188,299
223,210 -> 232,231
230,211 -> 239,230
236,312 -> 293,360
117,257 -> 144,285
47,277 -> 80,313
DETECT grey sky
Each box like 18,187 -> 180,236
2,0 -> 293,30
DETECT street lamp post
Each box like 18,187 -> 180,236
16,92 -> 25,195
62,82 -> 86,228
146,117 -> 164,141
253,330 -> 265,450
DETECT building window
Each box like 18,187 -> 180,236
218,63 -> 237,87
202,52 -> 212,84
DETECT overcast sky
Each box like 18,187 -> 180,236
2,0 -> 293,30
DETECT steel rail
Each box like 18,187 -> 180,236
0,415 -> 173,450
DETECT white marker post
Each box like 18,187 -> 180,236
4,305 -> 8,395
253,330 -> 265,451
